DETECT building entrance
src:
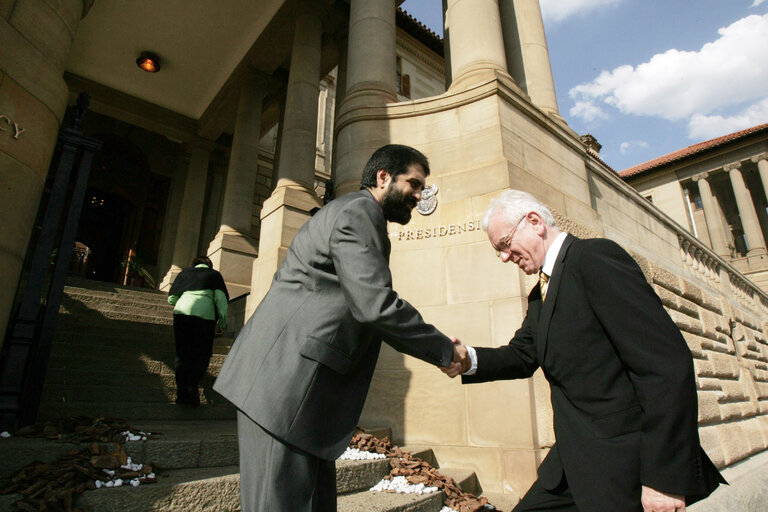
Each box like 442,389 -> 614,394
73,134 -> 169,286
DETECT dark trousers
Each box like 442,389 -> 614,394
236,411 -> 337,512
173,314 -> 215,405
513,476 -> 580,512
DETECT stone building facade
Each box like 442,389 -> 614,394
1,0 -> 767,502
621,124 -> 768,294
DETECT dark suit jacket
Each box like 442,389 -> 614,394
464,235 -> 724,511
214,190 -> 454,460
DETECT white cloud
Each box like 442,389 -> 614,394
540,0 -> 622,24
751,0 -> 766,7
569,100 -> 609,122
568,14 -> 768,126
619,140 -> 649,154
688,97 -> 768,139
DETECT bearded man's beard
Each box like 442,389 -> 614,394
380,184 -> 417,224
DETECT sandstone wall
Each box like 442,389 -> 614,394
354,73 -> 768,496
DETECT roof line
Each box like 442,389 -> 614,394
619,123 -> 768,179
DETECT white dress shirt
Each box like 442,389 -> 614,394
464,231 -> 568,375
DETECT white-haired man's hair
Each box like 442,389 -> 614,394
481,189 -> 558,232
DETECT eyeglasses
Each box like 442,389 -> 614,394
494,218 -> 526,258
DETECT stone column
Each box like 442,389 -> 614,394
334,0 -> 398,195
442,0 -> 453,89
330,33 -> 348,185
0,0 -> 89,342
248,0 -> 324,315
275,1 -> 325,193
160,143 -> 213,290
207,73 -> 267,298
753,153 -> 768,245
725,162 -> 767,257
444,0 -> 508,91
753,152 -> 768,198
500,0 -> 561,118
693,172 -> 730,258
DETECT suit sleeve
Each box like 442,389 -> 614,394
329,199 -> 454,368
578,239 -> 701,496
462,307 -> 539,384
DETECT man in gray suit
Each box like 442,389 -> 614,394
214,144 -> 462,512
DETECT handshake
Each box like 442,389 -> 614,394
441,337 -> 471,378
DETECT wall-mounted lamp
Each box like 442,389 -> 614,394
136,51 -> 161,73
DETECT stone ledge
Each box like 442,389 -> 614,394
690,449 -> 768,512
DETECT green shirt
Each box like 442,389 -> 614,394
168,264 -> 228,328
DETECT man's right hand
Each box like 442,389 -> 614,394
441,337 -> 470,378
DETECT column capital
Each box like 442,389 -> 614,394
750,152 -> 768,164
723,161 -> 743,173
692,171 -> 711,182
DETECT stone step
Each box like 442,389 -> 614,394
123,420 -> 239,470
42,383 -> 203,404
62,289 -> 172,308
73,465 -> 447,512
53,323 -> 174,342
36,400 -> 237,421
46,351 -> 226,372
76,465 -> 241,512
481,491 -> 520,511
59,298 -> 173,318
48,337 -> 232,362
0,423 -> 392,477
57,309 -> 174,326
63,288 -> 172,307
44,367 -> 220,388
65,278 -> 169,299
339,489 -> 445,512
437,468 -> 481,496
2,422 -> 487,512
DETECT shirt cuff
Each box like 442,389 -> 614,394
464,345 -> 478,375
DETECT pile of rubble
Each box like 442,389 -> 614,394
12,416 -> 157,444
0,417 -> 160,512
349,430 -> 499,512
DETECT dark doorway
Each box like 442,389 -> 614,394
73,134 -> 169,286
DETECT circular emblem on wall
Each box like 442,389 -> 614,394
416,184 -> 439,216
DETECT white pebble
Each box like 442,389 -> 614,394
0,431 -> 10,438
102,469 -> 115,477
370,476 -> 438,495
105,481 -> 114,488
120,430 -> 150,442
440,508 -> 459,512
113,479 -> 123,487
339,447 -> 387,460
130,478 -> 141,487
95,480 -> 104,489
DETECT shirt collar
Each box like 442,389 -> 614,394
541,232 -> 567,277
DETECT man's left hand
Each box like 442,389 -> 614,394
641,485 -> 685,512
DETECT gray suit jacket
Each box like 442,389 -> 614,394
214,190 -> 453,460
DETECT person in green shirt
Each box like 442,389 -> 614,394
168,256 -> 229,406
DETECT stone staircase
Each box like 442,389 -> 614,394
2,278 -> 516,511
39,277 -> 235,420
0,421 -> 517,512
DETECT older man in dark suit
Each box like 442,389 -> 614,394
214,144 -> 461,512
446,189 -> 725,512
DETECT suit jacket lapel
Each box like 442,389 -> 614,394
536,234 -> 577,359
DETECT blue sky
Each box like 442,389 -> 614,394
400,0 -> 768,171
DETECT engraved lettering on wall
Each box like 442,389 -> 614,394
0,114 -> 25,140
391,219 -> 481,241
